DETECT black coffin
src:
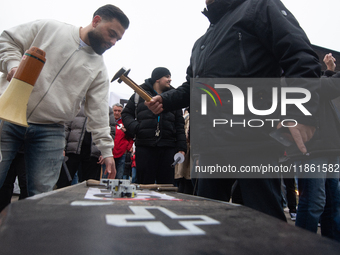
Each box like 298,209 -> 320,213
0,182 -> 339,255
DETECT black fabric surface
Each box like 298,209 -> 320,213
0,182 -> 339,255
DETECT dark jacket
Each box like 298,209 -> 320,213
122,79 -> 187,152
123,151 -> 132,177
160,0 -> 321,154
285,73 -> 340,160
324,70 -> 340,78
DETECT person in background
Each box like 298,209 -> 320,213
174,108 -> 193,194
112,103 -> 134,179
323,53 -> 340,78
122,147 -> 133,180
284,54 -> 340,242
131,148 -> 137,183
122,67 -> 186,184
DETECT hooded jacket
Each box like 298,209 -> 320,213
160,0 -> 321,154
122,79 -> 187,152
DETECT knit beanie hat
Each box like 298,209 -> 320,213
150,67 -> 171,84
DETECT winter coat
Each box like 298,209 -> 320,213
112,118 -> 134,158
65,105 -> 115,158
122,79 -> 187,152
160,0 -> 321,154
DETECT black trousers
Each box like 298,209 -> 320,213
56,154 -> 101,188
196,154 -> 286,221
135,146 -> 176,184
78,156 -> 101,182
283,178 -> 297,213
197,178 -> 286,221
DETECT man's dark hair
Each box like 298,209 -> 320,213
93,4 -> 129,29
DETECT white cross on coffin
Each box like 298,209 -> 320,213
106,206 -> 220,236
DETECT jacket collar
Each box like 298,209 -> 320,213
73,26 -> 100,55
144,78 -> 156,94
202,0 -> 246,24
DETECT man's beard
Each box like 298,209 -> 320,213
88,30 -> 108,55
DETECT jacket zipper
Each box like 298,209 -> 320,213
27,48 -> 81,120
238,32 -> 248,71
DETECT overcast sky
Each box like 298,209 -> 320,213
1,0 -> 339,98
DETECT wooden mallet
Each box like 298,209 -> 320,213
111,67 -> 152,102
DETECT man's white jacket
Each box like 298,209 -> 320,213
0,19 -> 114,158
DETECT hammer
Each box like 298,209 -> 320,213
111,67 -> 152,102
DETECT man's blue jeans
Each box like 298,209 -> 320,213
114,154 -> 126,179
0,121 -> 65,196
295,156 -> 340,242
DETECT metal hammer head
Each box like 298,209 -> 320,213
111,67 -> 131,83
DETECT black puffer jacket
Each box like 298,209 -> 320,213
160,0 -> 321,154
122,79 -> 187,152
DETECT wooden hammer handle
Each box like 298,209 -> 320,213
157,187 -> 178,192
137,184 -> 174,190
120,76 -> 152,102
86,179 -> 101,186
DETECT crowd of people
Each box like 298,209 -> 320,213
0,0 -> 339,244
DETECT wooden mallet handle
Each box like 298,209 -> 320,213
120,76 -> 152,102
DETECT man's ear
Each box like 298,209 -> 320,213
92,15 -> 102,28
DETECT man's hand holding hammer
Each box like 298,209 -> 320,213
145,95 -> 164,115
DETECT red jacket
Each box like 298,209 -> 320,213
113,118 -> 133,158
131,153 -> 136,168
